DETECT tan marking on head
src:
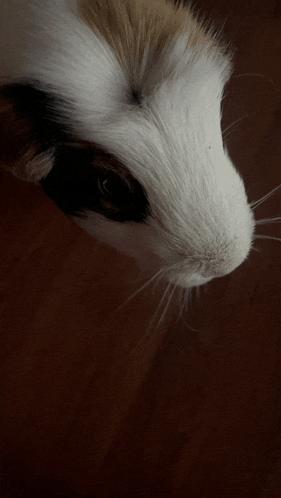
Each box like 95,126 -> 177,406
79,0 -> 221,81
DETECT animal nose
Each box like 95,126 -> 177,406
200,268 -> 225,279
200,256 -> 244,279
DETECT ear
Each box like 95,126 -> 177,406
0,82 -> 67,183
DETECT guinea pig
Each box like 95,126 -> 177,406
0,0 -> 255,289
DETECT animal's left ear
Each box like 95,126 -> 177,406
0,82 -> 66,183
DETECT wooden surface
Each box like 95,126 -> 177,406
1,1 -> 281,496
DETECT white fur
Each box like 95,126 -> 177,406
2,0 -> 255,288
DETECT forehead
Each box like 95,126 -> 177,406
79,0 -> 213,65
1,0 -> 232,224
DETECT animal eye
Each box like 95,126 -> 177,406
97,173 -> 132,200
98,177 -> 111,196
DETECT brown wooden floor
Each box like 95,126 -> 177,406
1,1 -> 281,496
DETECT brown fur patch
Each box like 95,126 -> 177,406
79,0 -> 218,72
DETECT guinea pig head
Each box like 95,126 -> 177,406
71,90 -> 255,288
0,0 -> 255,288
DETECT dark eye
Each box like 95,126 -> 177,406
98,177 -> 111,196
97,172 -> 132,201
40,145 -> 150,222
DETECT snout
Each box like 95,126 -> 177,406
161,205 -> 255,288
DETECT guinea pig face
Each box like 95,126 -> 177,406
71,110 -> 254,289
1,0 -> 255,288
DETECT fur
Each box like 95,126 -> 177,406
0,0 -> 255,288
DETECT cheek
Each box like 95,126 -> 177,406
71,212 -> 216,289
167,272 -> 213,289
71,212 -> 164,274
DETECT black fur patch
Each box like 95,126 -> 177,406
40,145 -> 150,222
3,81 -> 150,223
1,81 -> 69,153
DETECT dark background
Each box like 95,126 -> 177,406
1,0 -> 281,496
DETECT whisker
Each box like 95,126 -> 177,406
250,184 -> 281,210
185,287 -> 193,311
231,73 -> 279,100
222,110 -> 259,138
254,235 -> 281,243
179,288 -> 203,333
128,281 -> 179,359
223,73 -> 279,141
195,285 -> 201,301
146,281 -> 173,333
155,283 -> 178,330
255,217 -> 281,225
150,260 -> 190,294
151,265 -> 172,294
178,287 -> 193,327
114,267 -> 167,313
221,91 -> 229,103
175,287 -> 187,325
178,286 -> 186,320
187,323 -> 201,333
183,287 -> 192,317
